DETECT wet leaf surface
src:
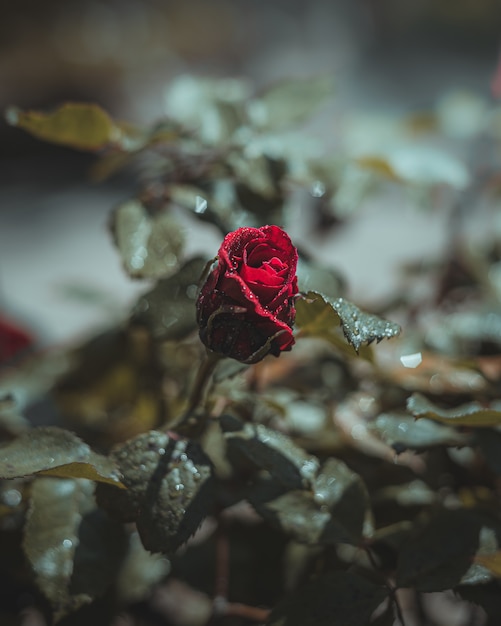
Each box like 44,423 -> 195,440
252,457 -> 371,546
5,103 -> 125,151
130,257 -> 206,340
111,200 -> 184,279
266,571 -> 387,626
221,415 -> 319,490
0,427 -> 123,487
23,478 -> 94,617
371,412 -> 470,451
407,393 -> 501,427
96,431 -> 215,554
296,291 -> 400,356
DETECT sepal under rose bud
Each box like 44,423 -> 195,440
196,225 -> 298,363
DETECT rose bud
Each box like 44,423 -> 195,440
196,225 -> 298,363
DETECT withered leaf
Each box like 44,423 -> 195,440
0,427 -> 123,487
131,256 -> 206,340
407,393 -> 501,427
267,571 -> 387,626
110,200 -> 184,279
221,415 -> 319,490
5,103 -> 126,151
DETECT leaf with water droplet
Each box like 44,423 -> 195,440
130,257 -> 207,340
5,102 -> 129,151
96,431 -> 215,554
0,427 -> 124,487
110,200 -> 184,279
23,478 -> 94,619
23,477 -> 127,621
266,571 -> 387,626
221,415 -> 319,490
407,393 -> 501,427
251,457 -> 371,546
370,412 -> 470,451
296,291 -> 399,358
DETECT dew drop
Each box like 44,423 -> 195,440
400,352 -> 422,369
195,195 -> 208,214
311,180 -> 326,198
2,489 -> 21,507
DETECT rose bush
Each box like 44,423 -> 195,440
196,225 -> 298,363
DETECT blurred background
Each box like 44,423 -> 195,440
1,0 -> 500,349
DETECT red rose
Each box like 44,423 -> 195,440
196,225 -> 298,363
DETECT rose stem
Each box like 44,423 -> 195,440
178,350 -> 221,426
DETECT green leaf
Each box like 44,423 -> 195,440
256,75 -> 333,130
253,457 -> 371,546
371,412 -> 470,451
0,427 -> 124,488
396,509 -> 481,591
23,478 -> 95,618
130,257 -> 206,340
5,103 -> 125,151
266,571 -> 387,626
295,291 -> 400,356
221,415 -> 319,490
407,393 -> 501,427
116,531 -> 170,604
96,431 -> 215,554
23,478 -> 127,621
110,200 -> 184,279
